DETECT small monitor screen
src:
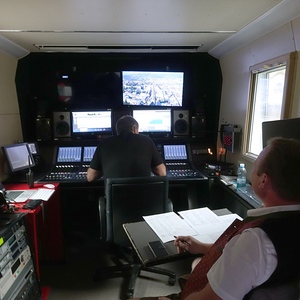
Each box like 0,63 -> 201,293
262,118 -> 300,148
27,142 -> 38,155
133,109 -> 172,133
122,71 -> 184,107
83,146 -> 97,162
71,110 -> 112,136
2,143 -> 35,172
163,145 -> 188,160
57,146 -> 82,163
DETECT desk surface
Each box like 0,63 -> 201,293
123,208 -> 231,266
2,182 -> 64,279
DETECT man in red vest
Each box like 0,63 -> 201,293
133,137 -> 300,300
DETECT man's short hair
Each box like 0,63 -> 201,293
259,137 -> 300,202
116,115 -> 139,135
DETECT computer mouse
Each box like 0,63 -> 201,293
43,184 -> 55,189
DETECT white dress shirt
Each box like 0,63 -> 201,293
207,205 -> 300,300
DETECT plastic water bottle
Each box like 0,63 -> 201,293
237,163 -> 246,191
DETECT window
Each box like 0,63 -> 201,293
244,52 -> 297,158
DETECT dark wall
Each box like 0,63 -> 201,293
15,52 -> 222,142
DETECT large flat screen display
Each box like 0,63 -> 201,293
71,110 -> 112,137
56,71 -> 122,109
2,143 -> 35,172
132,109 -> 172,133
122,71 -> 184,107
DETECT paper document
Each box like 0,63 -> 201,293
143,212 -> 198,243
143,207 -> 242,244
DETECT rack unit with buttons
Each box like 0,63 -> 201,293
0,214 -> 41,300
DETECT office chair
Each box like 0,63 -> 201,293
93,176 -> 176,299
243,277 -> 300,300
178,274 -> 299,300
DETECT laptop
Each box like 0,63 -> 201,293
0,182 -> 55,203
5,190 -> 37,202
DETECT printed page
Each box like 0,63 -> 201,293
143,212 -> 197,243
178,207 -> 241,243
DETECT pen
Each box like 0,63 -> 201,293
174,236 -> 190,246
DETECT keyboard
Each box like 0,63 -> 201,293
29,188 -> 55,200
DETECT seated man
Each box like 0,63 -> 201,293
87,115 -> 166,181
132,137 -> 300,300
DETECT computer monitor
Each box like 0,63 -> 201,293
56,146 -> 82,163
163,144 -> 188,160
262,118 -> 300,148
132,109 -> 172,134
27,142 -> 39,155
2,143 -> 36,172
122,71 -> 184,107
71,110 -> 112,137
83,146 -> 97,162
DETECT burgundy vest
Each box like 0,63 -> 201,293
180,211 -> 300,299
180,217 -> 265,299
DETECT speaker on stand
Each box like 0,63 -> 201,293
192,116 -> 206,139
173,110 -> 189,136
36,118 -> 51,141
53,111 -> 71,138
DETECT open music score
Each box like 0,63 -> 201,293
143,207 -> 242,243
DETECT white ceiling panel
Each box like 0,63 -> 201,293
0,0 -> 299,58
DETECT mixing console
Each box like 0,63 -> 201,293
38,143 -> 208,182
42,164 -> 89,181
166,162 -> 204,178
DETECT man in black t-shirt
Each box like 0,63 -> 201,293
86,115 -> 166,181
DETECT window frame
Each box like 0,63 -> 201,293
243,52 -> 297,160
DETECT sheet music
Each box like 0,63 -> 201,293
143,207 -> 242,244
143,212 -> 198,243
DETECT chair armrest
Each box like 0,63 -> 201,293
244,277 -> 300,300
98,196 -> 106,241
166,198 -> 173,212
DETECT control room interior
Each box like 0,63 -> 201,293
0,1 -> 300,299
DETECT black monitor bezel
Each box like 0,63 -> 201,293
262,118 -> 300,148
70,109 -> 113,138
122,70 -> 184,107
2,142 -> 36,173
163,144 -> 188,161
56,146 -> 82,163
132,108 -> 172,135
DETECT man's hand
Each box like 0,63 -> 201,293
174,236 -> 212,255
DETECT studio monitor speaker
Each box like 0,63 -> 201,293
192,116 -> 206,138
53,111 -> 71,138
36,118 -> 51,140
173,110 -> 189,136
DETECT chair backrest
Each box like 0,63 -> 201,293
243,277 -> 300,300
104,176 -> 172,246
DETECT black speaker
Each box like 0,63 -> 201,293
36,118 -> 51,141
173,110 -> 189,136
192,116 -> 206,138
53,112 -> 71,138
